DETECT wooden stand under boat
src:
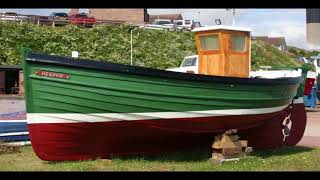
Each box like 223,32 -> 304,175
209,129 -> 253,163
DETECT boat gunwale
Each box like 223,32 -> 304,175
25,51 -> 302,85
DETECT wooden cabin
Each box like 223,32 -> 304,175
192,26 -> 251,78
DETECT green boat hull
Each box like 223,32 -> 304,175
22,50 -> 306,161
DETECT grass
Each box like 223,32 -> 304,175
251,40 -> 304,71
0,145 -> 319,171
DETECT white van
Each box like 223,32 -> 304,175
174,20 -> 195,30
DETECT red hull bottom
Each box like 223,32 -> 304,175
28,104 -> 306,161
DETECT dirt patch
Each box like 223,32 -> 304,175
0,144 -> 21,154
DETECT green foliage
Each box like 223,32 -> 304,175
0,22 -> 196,69
306,50 -> 320,58
288,46 -> 320,59
0,22 -> 304,71
251,40 -> 303,71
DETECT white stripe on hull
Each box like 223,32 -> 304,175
293,97 -> 304,104
0,120 -> 27,123
0,132 -> 29,137
27,104 -> 289,124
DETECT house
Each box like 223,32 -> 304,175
268,37 -> 288,51
148,14 -> 183,23
68,9 -> 79,16
88,9 -> 149,25
0,65 -> 23,95
253,36 -> 288,51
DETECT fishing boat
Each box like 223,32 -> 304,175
22,25 -> 307,161
0,99 -> 29,142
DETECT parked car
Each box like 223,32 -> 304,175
143,19 -> 177,31
152,19 -> 177,29
174,20 -> 202,30
0,12 -> 21,22
153,19 -> 174,25
49,12 -> 69,26
166,55 -> 199,74
69,13 -> 96,27
193,21 -> 202,28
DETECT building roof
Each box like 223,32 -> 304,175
253,36 -> 286,46
0,65 -> 22,70
148,14 -> 182,22
191,25 -> 251,32
252,36 -> 269,41
268,37 -> 286,46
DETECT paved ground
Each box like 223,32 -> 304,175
297,108 -> 320,148
1,97 -> 319,148
0,98 -> 26,113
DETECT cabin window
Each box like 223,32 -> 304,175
181,57 -> 197,67
199,35 -> 220,51
232,35 -> 246,52
317,59 -> 320,67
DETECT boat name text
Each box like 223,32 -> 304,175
35,70 -> 70,79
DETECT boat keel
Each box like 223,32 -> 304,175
239,102 -> 307,150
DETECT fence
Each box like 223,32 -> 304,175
0,13 -> 193,32
0,12 -> 126,27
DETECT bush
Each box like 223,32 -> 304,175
0,22 -> 303,71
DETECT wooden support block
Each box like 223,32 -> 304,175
221,135 -> 239,143
212,142 -> 222,149
245,147 -> 253,154
212,152 -> 224,160
209,157 -> 240,164
212,152 -> 241,160
240,140 -> 248,147
222,147 -> 242,156
214,134 -> 222,142
221,141 -> 243,148
210,152 -> 241,164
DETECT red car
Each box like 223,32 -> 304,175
69,13 -> 96,27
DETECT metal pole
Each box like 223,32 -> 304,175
232,9 -> 235,26
131,29 -> 133,66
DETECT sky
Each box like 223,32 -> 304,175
0,8 -> 319,50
